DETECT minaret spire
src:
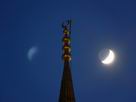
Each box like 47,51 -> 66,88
58,20 -> 76,102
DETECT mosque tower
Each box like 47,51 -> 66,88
58,20 -> 76,102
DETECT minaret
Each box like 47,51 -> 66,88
58,20 -> 76,102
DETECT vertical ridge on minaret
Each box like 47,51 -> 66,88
58,20 -> 76,102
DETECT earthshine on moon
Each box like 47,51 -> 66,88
99,49 -> 115,65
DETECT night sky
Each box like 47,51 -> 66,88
0,0 -> 136,102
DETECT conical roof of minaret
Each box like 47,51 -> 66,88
58,20 -> 76,102
59,61 -> 76,102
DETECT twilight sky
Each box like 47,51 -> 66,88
0,0 -> 136,102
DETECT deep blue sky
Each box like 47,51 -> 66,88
0,0 -> 136,102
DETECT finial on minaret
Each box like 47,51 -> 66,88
62,20 -> 72,62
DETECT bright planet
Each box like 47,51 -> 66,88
99,49 -> 115,65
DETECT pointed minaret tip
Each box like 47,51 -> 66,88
58,20 -> 76,102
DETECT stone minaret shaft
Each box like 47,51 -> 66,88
59,20 -> 76,102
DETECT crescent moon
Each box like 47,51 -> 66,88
102,49 -> 115,65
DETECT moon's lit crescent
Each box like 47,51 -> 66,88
102,49 -> 115,65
